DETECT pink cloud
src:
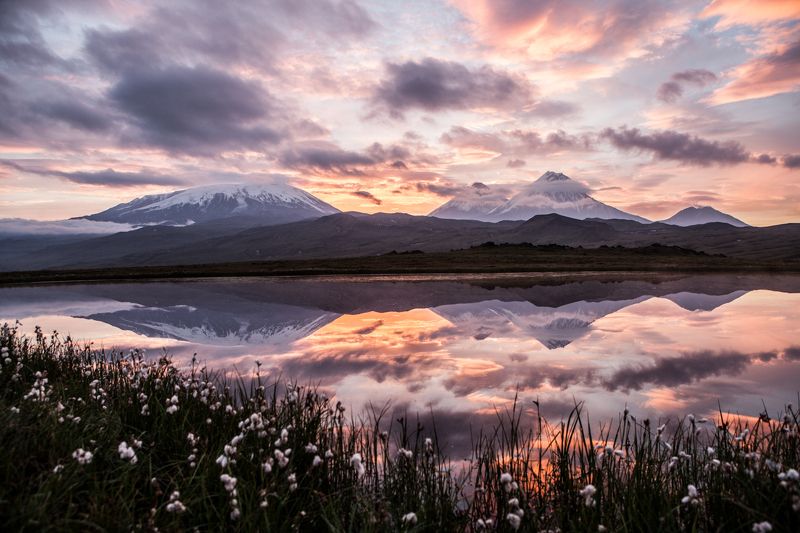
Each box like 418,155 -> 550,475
451,0 -> 690,72
709,38 -> 800,104
700,0 -> 800,29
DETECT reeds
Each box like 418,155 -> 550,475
0,322 -> 798,531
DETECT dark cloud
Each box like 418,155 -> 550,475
600,126 -> 750,166
354,320 -> 384,335
109,65 -> 282,154
441,126 -> 593,156
31,99 -> 113,132
0,0 -> 59,68
416,182 -> 463,197
507,159 -> 526,168
84,28 -> 164,73
365,142 -> 412,162
672,69 -> 717,85
279,142 -> 375,175
783,154 -> 800,169
352,190 -> 382,205
784,346 -> 800,361
0,161 -> 185,187
49,168 -> 186,187
280,138 -> 436,176
657,69 -> 717,103
85,1 -> 373,75
754,153 -> 777,165
601,350 -> 751,392
373,58 -> 535,118
657,81 -> 683,103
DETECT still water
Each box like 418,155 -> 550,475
2,274 -> 799,451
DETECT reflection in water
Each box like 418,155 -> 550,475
2,274 -> 800,453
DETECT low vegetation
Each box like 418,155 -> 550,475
3,243 -> 799,285
1,324 -> 799,531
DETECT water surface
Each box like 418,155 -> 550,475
2,274 -> 799,451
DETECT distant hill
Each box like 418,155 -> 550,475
3,211 -> 799,272
660,206 -> 748,227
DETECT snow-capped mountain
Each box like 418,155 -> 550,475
489,171 -> 649,223
429,182 -> 509,220
430,171 -> 649,223
433,297 -> 648,349
660,206 -> 749,227
81,182 -> 340,226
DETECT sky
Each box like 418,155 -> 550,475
0,0 -> 799,225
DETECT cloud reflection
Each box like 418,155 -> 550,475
1,274 -> 799,456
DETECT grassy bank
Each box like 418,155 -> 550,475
2,243 -> 800,285
1,324 -> 799,531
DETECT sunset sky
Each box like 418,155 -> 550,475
1,0 -> 799,225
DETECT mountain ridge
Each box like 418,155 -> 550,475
660,206 -> 749,227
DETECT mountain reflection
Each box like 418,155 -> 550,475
1,274 -> 799,453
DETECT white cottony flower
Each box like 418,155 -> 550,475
783,468 -> 799,481
752,522 -> 772,533
166,491 -> 186,514
401,512 -> 418,526
506,512 -> 521,530
274,449 -> 289,468
72,448 -> 93,465
118,441 -> 138,464
682,484 -> 700,506
351,453 -> 365,477
220,473 -> 237,492
580,484 -> 597,507
216,454 -> 229,468
305,443 -> 318,454
500,472 -> 515,492
312,455 -> 323,467
325,449 -> 334,459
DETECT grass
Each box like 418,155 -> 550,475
1,323 -> 799,531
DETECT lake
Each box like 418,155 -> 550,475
2,273 -> 799,454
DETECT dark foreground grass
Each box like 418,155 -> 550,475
1,324 -> 799,532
